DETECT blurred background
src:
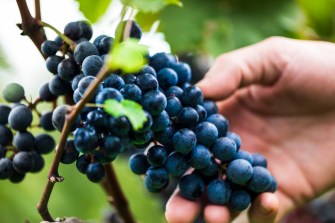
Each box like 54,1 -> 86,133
1,0 -> 335,222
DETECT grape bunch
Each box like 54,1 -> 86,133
0,83 -> 55,183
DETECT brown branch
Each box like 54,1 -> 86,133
103,164 -> 136,223
16,0 -> 46,58
35,0 -> 41,20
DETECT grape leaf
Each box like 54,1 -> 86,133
121,0 -> 182,13
104,99 -> 147,130
108,39 -> 148,73
75,0 -> 113,23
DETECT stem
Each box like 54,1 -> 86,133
35,0 -> 41,20
40,21 -> 76,50
16,0 -> 47,58
103,164 -> 136,223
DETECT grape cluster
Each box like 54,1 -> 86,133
0,84 -> 55,183
39,19 -> 277,211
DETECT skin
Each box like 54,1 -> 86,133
165,37 -> 335,223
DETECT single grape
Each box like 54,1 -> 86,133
129,130 -> 152,147
129,153 -> 150,175
86,110 -> 107,133
195,105 -> 207,122
227,132 -> 242,151
146,145 -> 168,167
54,36 -> 63,46
76,154 -> 91,174
142,90 -> 167,116
107,116 -> 131,136
101,136 -> 123,158
52,105 -> 80,132
206,114 -> 229,137
78,76 -> 103,97
46,55 -> 63,74
202,100 -> 218,116
64,21 -> 82,40
226,159 -> 253,185
93,34 -> 108,51
165,86 -> 183,98
172,128 -> 197,155
177,107 -> 199,127
179,174 -> 205,200
151,111 -> 170,132
57,58 -> 79,81
71,73 -> 85,91
60,140 -> 79,164
212,137 -> 237,162
149,52 -> 176,71
235,150 -> 253,164
229,190 -> 251,211
120,84 -> 142,102
145,167 -> 169,189
9,170 -> 25,183
74,127 -> 98,153
0,158 -> 14,179
8,106 -> 32,131
13,131 -> 35,151
78,21 -> 93,40
3,83 -> 25,103
95,88 -> 124,104
136,73 -> 159,93
157,68 -> 178,89
34,133 -> 56,154
73,88 -> 82,103
169,62 -> 191,85
194,121 -> 218,148
123,74 -> 137,84
86,162 -> 105,183
0,125 -> 13,146
247,166 -> 272,193
74,41 -> 98,64
199,157 -> 218,177
165,96 -> 182,117
41,40 -> 59,56
181,86 -> 203,107
12,151 -> 35,174
252,153 -> 268,167
30,152 -> 45,173
82,55 -> 103,77
138,65 -> 157,77
0,104 -> 11,125
266,175 -> 278,193
186,144 -> 211,169
48,75 -> 71,96
39,82 -> 57,102
154,126 -> 175,146
99,37 -> 114,55
207,179 -> 232,205
104,74 -> 125,90
165,152 -> 188,176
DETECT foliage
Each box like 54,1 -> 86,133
75,0 -> 113,23
104,99 -> 147,130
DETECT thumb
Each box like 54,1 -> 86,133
196,37 -> 288,100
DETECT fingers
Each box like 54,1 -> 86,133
204,205 -> 238,223
197,37 -> 289,100
165,190 -> 202,223
248,193 -> 279,223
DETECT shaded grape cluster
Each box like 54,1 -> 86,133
0,84 -> 55,183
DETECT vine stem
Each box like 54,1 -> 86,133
16,0 -> 46,58
35,0 -> 41,20
39,21 -> 76,50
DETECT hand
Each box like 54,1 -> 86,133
165,37 -> 335,223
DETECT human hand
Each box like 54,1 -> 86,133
165,37 -> 335,223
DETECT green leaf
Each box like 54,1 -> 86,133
121,0 -> 182,13
104,99 -> 147,130
108,39 -> 148,73
75,0 -> 113,23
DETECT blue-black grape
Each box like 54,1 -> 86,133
0,125 -> 13,146
8,106 -> 32,131
136,73 -> 158,92
48,75 -> 71,96
194,105 -> 207,122
146,145 -> 168,167
151,111 -> 170,132
142,90 -> 167,116
107,116 -> 131,136
177,107 -> 199,127
99,37 -> 114,55
57,58 -> 79,81
71,73 -> 85,91
206,114 -> 229,137
46,55 -> 63,74
165,96 -> 182,117
154,126 -> 175,146
247,166 -> 272,193
227,132 -> 241,151
93,34 -> 108,50
52,105 -> 80,132
41,40 -> 59,56
0,104 -> 11,125
179,173 -> 205,200
123,74 -> 137,84
13,131 -> 34,151
101,136 -> 123,158
34,133 -> 55,154
172,128 -> 197,155
199,157 -> 218,177
165,86 -> 183,98
12,152 -> 35,174
149,52 -> 176,71
202,100 -> 218,116
74,41 -> 98,64
61,140 -> 79,164
165,152 -> 188,176
116,20 -> 142,40
86,162 -> 105,183
9,170 -> 25,183
129,153 -> 150,175
95,88 -> 123,104
104,74 -> 125,90
145,167 -> 169,189
157,68 -> 178,89
0,158 -> 14,179
120,84 -> 142,102
227,159 -> 253,185
169,62 -> 191,85
235,150 -> 253,164
229,189 -> 251,211
74,127 -> 98,154
76,154 -> 91,174
39,82 -> 57,102
194,121 -> 218,148
212,137 -> 237,162
186,144 -> 211,169
82,55 -> 103,76
207,179 -> 232,205
252,153 -> 268,167
30,152 -> 45,173
181,86 -> 203,107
